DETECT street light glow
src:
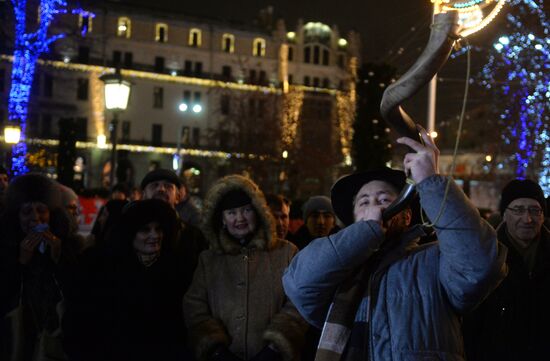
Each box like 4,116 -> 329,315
282,150 -> 288,159
4,125 -> 21,144
192,104 -> 202,113
179,103 -> 188,112
485,155 -> 492,162
97,134 -> 107,147
430,131 -> 438,138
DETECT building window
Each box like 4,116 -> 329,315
192,127 -> 200,146
75,117 -> 88,141
0,68 -> 5,93
189,28 -> 202,47
221,95 -> 230,115
252,38 -> 266,57
288,74 -> 293,84
184,61 -> 192,75
183,90 -> 191,105
78,14 -> 92,36
313,46 -> 320,64
181,126 -> 190,146
313,77 -> 320,88
338,54 -> 345,68
194,62 -> 203,77
117,17 -> 131,38
153,87 -> 163,108
194,92 -> 201,104
77,78 -> 89,100
152,124 -> 163,146
222,33 -> 235,53
288,46 -> 294,61
249,69 -> 257,84
113,50 -> 121,66
42,114 -> 53,138
44,74 -> 53,98
124,52 -> 133,68
32,73 -> 40,96
322,49 -> 330,66
77,46 -> 89,64
304,47 -> 311,63
155,23 -> 168,43
28,113 -> 39,137
154,56 -> 165,73
322,78 -> 330,88
222,65 -> 232,80
304,76 -> 310,86
259,70 -> 267,85
121,121 -> 131,141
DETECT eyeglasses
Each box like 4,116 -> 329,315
506,206 -> 543,217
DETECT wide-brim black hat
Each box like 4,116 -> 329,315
331,167 -> 406,226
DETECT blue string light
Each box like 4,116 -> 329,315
479,0 -> 549,194
8,0 -> 92,175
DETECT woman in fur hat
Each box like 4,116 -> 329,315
0,174 -> 79,361
102,198 -> 192,361
183,175 -> 307,361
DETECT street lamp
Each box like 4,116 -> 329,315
174,101 -> 202,171
4,124 -> 21,144
100,69 -> 131,189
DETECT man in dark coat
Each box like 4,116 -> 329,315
464,179 -> 550,361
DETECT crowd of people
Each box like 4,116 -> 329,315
0,129 -> 548,361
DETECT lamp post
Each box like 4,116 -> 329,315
100,69 -> 131,189
3,124 -> 21,168
173,101 -> 202,172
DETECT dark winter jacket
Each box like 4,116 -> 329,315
463,223 -> 550,361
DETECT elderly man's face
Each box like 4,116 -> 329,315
143,180 -> 179,208
353,180 -> 410,236
504,198 -> 544,248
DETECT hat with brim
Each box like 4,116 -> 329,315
331,167 -> 406,226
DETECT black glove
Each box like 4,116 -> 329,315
209,345 -> 243,361
249,345 -> 282,361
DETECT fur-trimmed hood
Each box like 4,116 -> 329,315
202,175 -> 278,254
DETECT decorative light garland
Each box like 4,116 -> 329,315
336,56 -> 358,166
480,0 -> 549,192
280,87 -> 304,150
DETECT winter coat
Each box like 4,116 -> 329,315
183,175 -> 307,361
283,175 -> 508,361
463,223 -> 550,361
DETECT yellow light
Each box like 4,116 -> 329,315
485,155 -> 492,162
430,131 -> 438,138
287,32 -> 296,40
4,125 -> 21,144
282,150 -> 288,159
97,134 -> 107,147
338,38 -> 348,47
118,24 -> 127,32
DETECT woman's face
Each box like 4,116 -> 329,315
222,204 -> 257,239
133,221 -> 163,255
19,202 -> 50,234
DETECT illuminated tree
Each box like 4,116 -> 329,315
7,0 -> 68,175
480,0 -> 549,195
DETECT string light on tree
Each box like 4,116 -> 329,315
7,0 -> 91,175
479,0 -> 549,192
